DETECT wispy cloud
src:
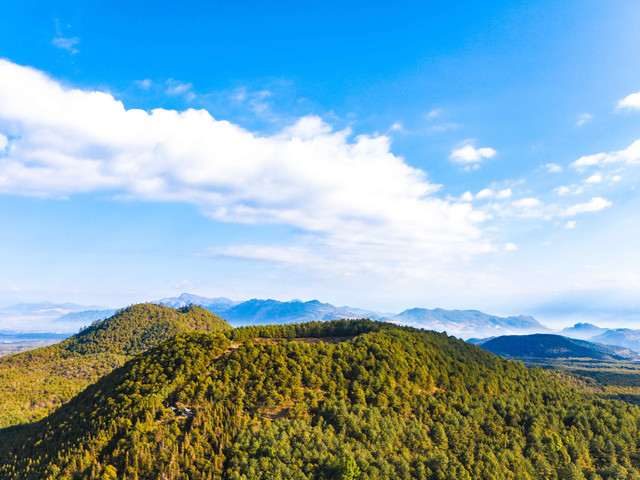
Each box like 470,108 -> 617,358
425,109 -> 443,119
543,163 -> 563,173
473,188 -> 511,200
576,113 -> 592,127
165,79 -> 196,100
427,123 -> 461,135
555,185 -> 584,196
136,79 -> 152,89
562,197 -> 612,217
52,20 -> 79,54
572,139 -> 640,170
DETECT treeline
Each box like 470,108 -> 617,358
1,319 -> 640,479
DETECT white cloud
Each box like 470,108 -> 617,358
460,191 -> 474,202
476,188 -> 494,199
576,113 -> 592,127
572,139 -> 640,169
52,37 -> 80,54
0,133 -> 7,152
617,91 -> 640,110
495,188 -> 512,199
562,197 -> 612,217
473,188 -> 511,201
426,109 -> 442,119
0,59 -> 494,275
565,221 -> 576,229
504,243 -> 518,252
584,173 -> 602,184
543,163 -> 563,173
449,143 -> 497,165
389,122 -> 403,132
555,185 -> 584,196
513,197 -> 542,208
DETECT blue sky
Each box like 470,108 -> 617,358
1,1 -> 640,327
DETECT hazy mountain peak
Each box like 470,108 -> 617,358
561,322 -> 607,340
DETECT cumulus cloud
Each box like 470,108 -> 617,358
460,191 -> 474,202
449,142 -> 497,165
562,197 -> 612,217
476,188 -> 493,200
584,173 -> 602,184
0,133 -> 7,152
565,221 -> 576,229
572,139 -> 640,170
617,92 -> 640,110
0,59 -> 496,275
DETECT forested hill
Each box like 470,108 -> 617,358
2,320 -> 640,479
481,333 -> 639,360
59,303 -> 231,355
0,304 -> 231,428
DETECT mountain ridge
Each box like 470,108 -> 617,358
480,333 -> 640,360
157,293 -> 550,338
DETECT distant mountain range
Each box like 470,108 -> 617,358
3,293 -> 640,347
157,293 -> 388,325
156,293 -> 548,338
589,329 -> 640,352
480,334 -> 640,361
388,308 -> 549,338
0,302 -> 113,333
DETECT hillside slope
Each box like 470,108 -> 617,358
481,333 -> 639,360
2,320 -> 640,479
0,303 -> 231,428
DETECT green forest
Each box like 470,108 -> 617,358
2,314 -> 640,479
0,303 -> 231,428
